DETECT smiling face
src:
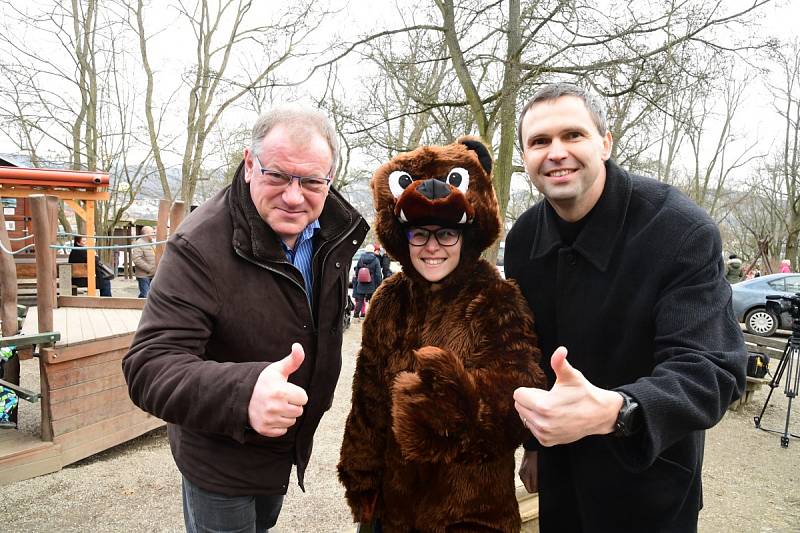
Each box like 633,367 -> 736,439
520,95 -> 613,222
371,138 -> 500,273
408,225 -> 462,282
243,124 -> 333,248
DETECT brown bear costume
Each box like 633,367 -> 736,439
338,137 -> 546,532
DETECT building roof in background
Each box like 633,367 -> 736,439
0,152 -> 220,224
0,154 -> 27,167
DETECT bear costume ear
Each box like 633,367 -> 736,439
460,139 -> 492,175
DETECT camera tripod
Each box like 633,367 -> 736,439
754,324 -> 800,447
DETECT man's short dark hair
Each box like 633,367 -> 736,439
517,83 -> 608,149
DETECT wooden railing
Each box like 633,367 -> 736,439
742,332 -> 786,360
15,262 -> 87,280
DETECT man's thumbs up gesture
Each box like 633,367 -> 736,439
513,346 -> 623,446
248,343 -> 309,437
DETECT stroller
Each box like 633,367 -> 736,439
343,294 -> 355,330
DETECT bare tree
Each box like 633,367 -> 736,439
335,23 -> 456,161
728,40 -> 800,269
132,0 -> 327,205
0,0 -> 155,261
768,39 -> 800,268
684,75 -> 764,221
731,162 -> 786,269
328,0 -> 775,257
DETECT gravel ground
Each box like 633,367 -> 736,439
2,282 -> 799,532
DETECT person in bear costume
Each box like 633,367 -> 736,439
338,137 -> 547,532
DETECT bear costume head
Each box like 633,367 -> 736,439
370,137 -> 501,282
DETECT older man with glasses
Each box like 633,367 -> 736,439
123,107 -> 368,532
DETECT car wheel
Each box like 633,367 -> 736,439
744,308 -> 778,336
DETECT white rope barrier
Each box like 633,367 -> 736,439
0,239 -> 166,255
50,240 -> 167,251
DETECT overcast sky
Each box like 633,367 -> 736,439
1,0 -> 798,188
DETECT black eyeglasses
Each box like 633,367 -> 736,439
252,154 -> 332,194
406,227 -> 462,247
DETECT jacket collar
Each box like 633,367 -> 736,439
229,160 -> 360,263
530,160 -> 631,273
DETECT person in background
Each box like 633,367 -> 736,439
508,82 -> 746,533
780,259 -> 792,273
352,245 -> 382,320
68,235 -> 112,297
725,254 -> 743,283
123,107 -> 367,533
374,243 -> 393,280
131,226 -> 156,298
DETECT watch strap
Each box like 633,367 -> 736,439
613,391 -> 640,437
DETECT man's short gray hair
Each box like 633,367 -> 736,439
517,83 -> 608,149
250,106 -> 339,176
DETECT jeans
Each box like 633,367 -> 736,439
137,276 -> 152,298
181,475 -> 284,533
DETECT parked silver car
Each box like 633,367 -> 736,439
731,273 -> 800,336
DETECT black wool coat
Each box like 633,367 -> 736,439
505,161 -> 747,533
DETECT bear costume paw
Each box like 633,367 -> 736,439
391,346 -> 477,462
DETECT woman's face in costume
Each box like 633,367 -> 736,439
407,225 -> 462,282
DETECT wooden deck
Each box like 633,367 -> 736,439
1,297 -> 163,486
20,302 -> 143,347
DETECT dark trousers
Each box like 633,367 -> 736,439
99,278 -> 112,297
181,475 -> 284,533
73,278 -> 112,296
354,292 -> 373,317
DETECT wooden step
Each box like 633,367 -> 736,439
0,430 -> 62,485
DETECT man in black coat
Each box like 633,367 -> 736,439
508,83 -> 746,533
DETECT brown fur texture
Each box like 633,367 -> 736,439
338,138 -> 546,532
369,137 -> 501,282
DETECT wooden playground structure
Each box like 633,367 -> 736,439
0,168 -> 184,485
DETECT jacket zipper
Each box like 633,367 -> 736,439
235,216 -> 365,475
314,220 -> 365,306
233,217 -> 364,330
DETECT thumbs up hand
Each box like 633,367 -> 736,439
549,346 -> 583,386
248,343 -> 309,437
513,346 -> 622,446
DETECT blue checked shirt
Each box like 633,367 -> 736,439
281,219 -> 320,304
